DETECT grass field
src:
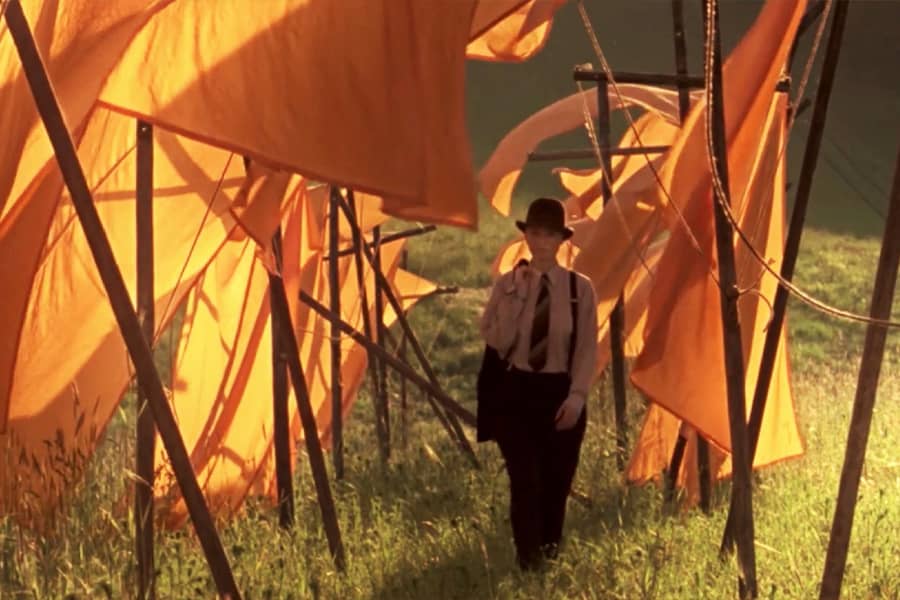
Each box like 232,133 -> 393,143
2,199 -> 899,599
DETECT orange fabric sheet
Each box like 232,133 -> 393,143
156,189 -> 435,525
0,108 -> 242,528
478,84 -> 687,215
98,0 -> 478,228
0,0 -> 172,431
467,0 -> 566,62
629,0 -> 806,481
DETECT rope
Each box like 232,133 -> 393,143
702,0 -> 900,329
574,78 -> 659,280
157,152 -> 235,334
575,0 -> 720,286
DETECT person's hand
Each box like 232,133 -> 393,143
554,394 -> 585,431
505,260 -> 531,299
511,261 -> 531,299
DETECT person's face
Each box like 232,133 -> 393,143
524,226 -> 564,262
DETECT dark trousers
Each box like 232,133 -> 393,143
495,368 -> 587,570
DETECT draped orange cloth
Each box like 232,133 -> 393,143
97,0 -> 478,228
0,108 -> 243,528
156,189 -> 435,525
467,0 -> 566,62
479,84 -> 686,216
0,0 -> 172,431
627,0 -> 807,494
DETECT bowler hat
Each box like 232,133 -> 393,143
515,197 -> 573,240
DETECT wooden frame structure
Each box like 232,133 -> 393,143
6,0 -> 899,598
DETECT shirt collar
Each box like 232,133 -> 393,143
530,263 -> 566,288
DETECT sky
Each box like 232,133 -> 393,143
465,0 -> 900,237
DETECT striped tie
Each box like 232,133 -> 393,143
528,274 -> 551,371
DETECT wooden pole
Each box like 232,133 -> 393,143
298,291 -> 476,464
595,79 -> 629,472
326,224 -> 436,260
722,0 -> 850,554
135,119 -> 156,600
333,194 -> 480,445
820,139 -> 900,600
3,3 -> 241,596
269,274 -> 346,570
400,249 -> 409,451
372,226 -> 391,461
668,0 -> 712,512
328,188 -> 345,478
705,1 -> 757,596
270,228 -> 294,528
344,191 -> 386,455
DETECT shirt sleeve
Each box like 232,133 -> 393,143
568,274 -> 598,402
480,272 -> 526,355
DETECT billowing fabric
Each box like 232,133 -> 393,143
469,0 -> 532,38
478,84 -> 689,216
155,189 -> 436,525
0,108 -> 242,528
467,0 -> 566,62
98,0 -> 478,227
629,0 -> 806,459
0,0 -> 172,431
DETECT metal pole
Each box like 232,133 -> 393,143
328,188 -> 345,478
135,119 -> 156,600
706,1 -> 757,596
372,226 -> 390,461
269,273 -> 346,571
820,139 -> 900,600
3,3 -> 241,596
596,79 -> 629,472
722,0 -> 850,554
270,228 -> 294,528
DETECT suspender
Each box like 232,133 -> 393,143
567,270 -> 578,373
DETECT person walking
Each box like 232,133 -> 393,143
479,197 -> 598,570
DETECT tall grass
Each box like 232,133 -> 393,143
3,206 -> 899,598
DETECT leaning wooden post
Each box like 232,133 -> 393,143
705,0 -> 757,596
334,194 -> 480,467
3,3 -> 241,596
328,188 -> 345,478
135,119 -> 156,600
344,191 -> 386,453
722,0 -> 850,555
372,226 -> 391,461
669,0 -> 712,512
595,79 -> 629,472
399,249 -> 409,450
268,273 -> 346,570
270,227 -> 295,528
820,139 -> 900,600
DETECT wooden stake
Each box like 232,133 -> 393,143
135,119 -> 156,600
595,79 -> 629,472
372,226 -> 391,461
333,193 -> 480,468
269,274 -> 346,571
344,191 -> 385,457
722,0 -> 850,554
400,249 -> 409,451
328,188 -> 345,478
3,3 -> 241,596
670,0 -> 712,513
270,228 -> 294,528
706,1 -> 757,596
820,138 -> 900,600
